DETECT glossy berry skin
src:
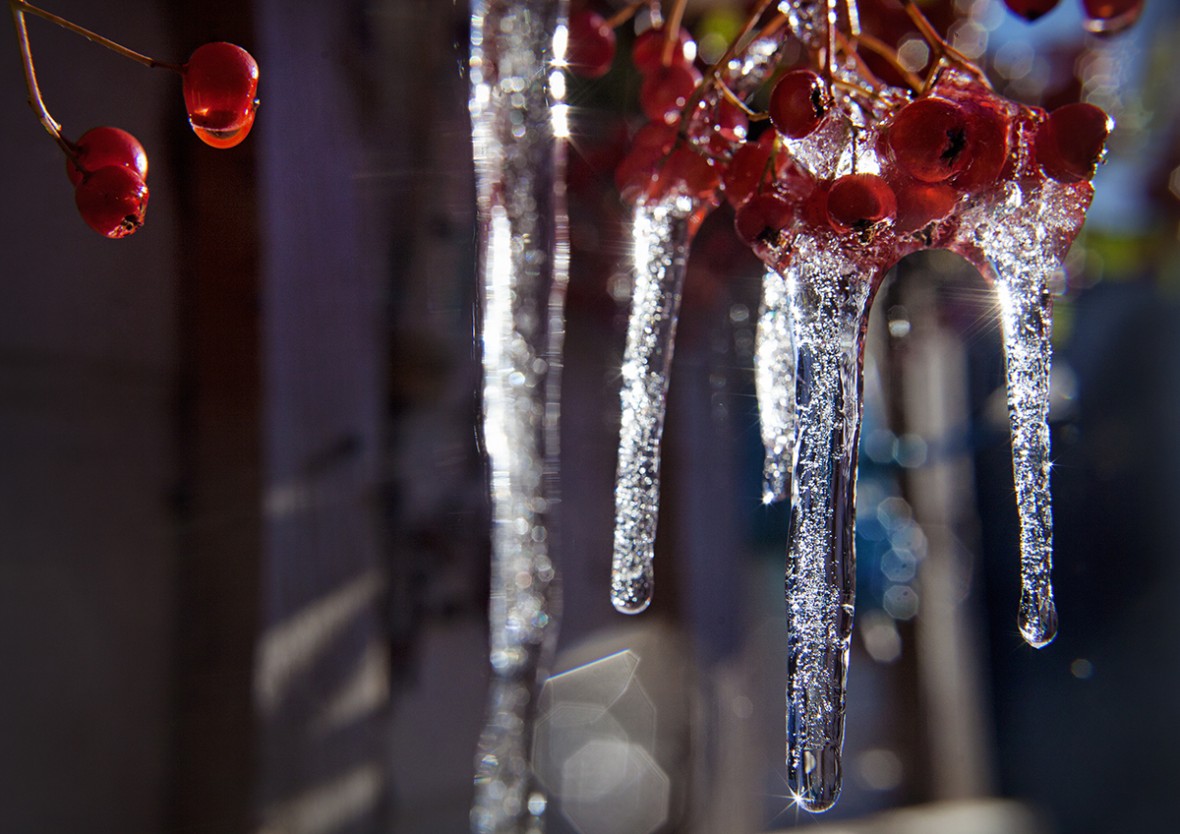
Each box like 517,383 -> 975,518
826,174 -> 896,234
615,122 -> 679,203
640,63 -> 701,124
183,42 -> 259,144
1081,0 -> 1144,35
631,27 -> 694,74
192,109 -> 256,149
567,9 -> 616,78
769,69 -> 827,139
1002,0 -> 1062,21
74,165 -> 149,239
952,99 -> 1011,192
1036,102 -> 1110,183
66,127 -> 148,187
886,97 -> 972,183
890,174 -> 958,234
654,146 -> 720,200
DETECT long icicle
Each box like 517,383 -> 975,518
469,1 -> 568,831
779,240 -> 879,813
611,199 -> 697,614
756,265 -> 796,505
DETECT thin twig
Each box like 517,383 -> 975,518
9,3 -> 71,154
10,0 -> 181,72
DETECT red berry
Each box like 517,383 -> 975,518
722,135 -> 775,207
66,126 -> 148,187
183,42 -> 259,145
1081,0 -> 1144,35
707,96 -> 749,152
735,193 -> 796,247
826,173 -> 896,233
1002,0 -> 1062,22
654,146 -> 720,200
631,27 -> 694,74
1036,102 -> 1111,183
886,97 -> 973,183
640,63 -> 701,124
74,165 -> 149,239
890,175 -> 958,233
614,122 -> 679,203
768,69 -> 827,140
567,10 -> 616,78
951,99 -> 1011,192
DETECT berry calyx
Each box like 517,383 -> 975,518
640,63 -> 701,124
768,69 -> 827,140
1036,102 -> 1111,183
74,165 -> 149,238
886,97 -> 972,183
1002,0 -> 1062,22
631,27 -> 695,74
826,174 -> 896,234
182,42 -> 259,146
66,126 -> 148,187
567,9 -> 616,79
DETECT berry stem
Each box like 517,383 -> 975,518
848,31 -> 922,92
896,0 -> 984,87
661,0 -> 687,67
8,0 -> 182,73
8,2 -> 71,155
603,0 -> 650,31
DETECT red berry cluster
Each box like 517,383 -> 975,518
1003,0 -> 1144,34
10,1 -> 258,238
567,0 -> 1113,254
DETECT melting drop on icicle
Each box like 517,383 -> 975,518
611,198 -> 700,614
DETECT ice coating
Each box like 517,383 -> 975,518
611,199 -> 698,614
469,1 -> 567,831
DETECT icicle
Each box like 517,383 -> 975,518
776,237 -> 880,813
611,199 -> 698,614
469,1 -> 567,831
969,179 -> 1089,649
756,265 -> 795,505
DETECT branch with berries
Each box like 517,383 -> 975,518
8,0 -> 258,238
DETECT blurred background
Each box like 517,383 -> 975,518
1,1 -> 1178,832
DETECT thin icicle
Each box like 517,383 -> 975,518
969,178 -> 1089,648
469,1 -> 567,831
756,265 -> 796,505
611,198 -> 698,614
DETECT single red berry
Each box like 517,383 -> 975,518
886,97 -> 973,183
768,69 -> 827,140
654,146 -> 720,200
567,9 -> 616,78
890,174 -> 958,234
951,99 -> 1011,192
1081,0 -> 1144,35
640,63 -> 701,124
722,135 -> 776,207
615,122 -> 678,203
74,165 -> 149,239
706,96 -> 748,153
66,126 -> 148,187
734,193 -> 796,247
1002,0 -> 1062,22
183,42 -> 259,145
631,27 -> 694,74
826,173 -> 896,234
1036,102 -> 1111,183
